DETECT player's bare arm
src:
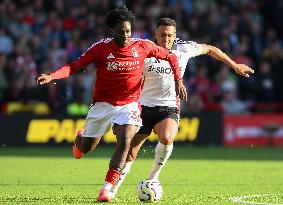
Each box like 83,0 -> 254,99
175,79 -> 187,101
36,74 -> 53,85
201,44 -> 255,77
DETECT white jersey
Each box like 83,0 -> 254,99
140,39 -> 203,107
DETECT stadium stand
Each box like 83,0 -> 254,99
0,0 -> 282,114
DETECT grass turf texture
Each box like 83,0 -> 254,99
0,146 -> 283,204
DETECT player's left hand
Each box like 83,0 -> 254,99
233,64 -> 254,77
175,80 -> 187,101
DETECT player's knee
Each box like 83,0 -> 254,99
75,135 -> 92,153
79,143 -> 92,154
159,134 -> 174,145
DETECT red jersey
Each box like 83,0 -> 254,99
50,38 -> 181,106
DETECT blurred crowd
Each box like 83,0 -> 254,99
0,0 -> 282,115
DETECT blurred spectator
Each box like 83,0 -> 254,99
255,61 -> 275,102
0,54 -> 8,105
216,65 -> 238,94
0,27 -> 14,55
188,65 -> 211,109
233,39 -> 257,101
0,54 -> 8,88
221,91 -> 250,115
132,19 -> 151,39
184,93 -> 205,114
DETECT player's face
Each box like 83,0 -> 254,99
155,25 -> 176,49
111,21 -> 132,47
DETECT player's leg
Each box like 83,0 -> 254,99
109,105 -> 156,199
109,133 -> 149,198
98,124 -> 138,202
97,102 -> 142,202
73,102 -> 111,159
110,124 -> 138,168
127,133 -> 149,161
148,109 -> 179,181
73,132 -> 101,159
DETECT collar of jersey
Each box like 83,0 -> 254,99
111,39 -> 133,50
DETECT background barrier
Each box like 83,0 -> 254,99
0,112 -> 222,146
223,114 -> 283,147
2,112 -> 283,147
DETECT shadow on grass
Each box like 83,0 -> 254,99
0,196 -> 98,204
0,144 -> 283,160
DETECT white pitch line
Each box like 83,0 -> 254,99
229,194 -> 283,205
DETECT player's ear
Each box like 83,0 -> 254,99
154,30 -> 158,39
173,28 -> 176,39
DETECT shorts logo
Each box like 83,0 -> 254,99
130,110 -> 140,121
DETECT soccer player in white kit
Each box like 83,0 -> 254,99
109,18 -> 254,199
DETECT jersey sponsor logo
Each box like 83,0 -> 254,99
148,65 -> 172,74
106,60 -> 140,71
106,61 -> 118,70
107,53 -> 115,59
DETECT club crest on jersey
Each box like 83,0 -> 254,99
132,48 -> 138,57
107,53 -> 115,59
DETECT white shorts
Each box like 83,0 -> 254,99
82,102 -> 142,138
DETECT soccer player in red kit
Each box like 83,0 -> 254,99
36,7 -> 187,202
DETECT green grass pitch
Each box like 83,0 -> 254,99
0,145 -> 283,204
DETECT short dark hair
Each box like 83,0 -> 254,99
156,18 -> 176,28
106,7 -> 135,28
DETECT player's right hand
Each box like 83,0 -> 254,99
175,80 -> 187,101
36,74 -> 53,85
233,64 -> 254,77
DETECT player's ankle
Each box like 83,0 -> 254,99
105,168 -> 121,186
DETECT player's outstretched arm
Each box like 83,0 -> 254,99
36,74 -> 53,85
201,44 -> 255,77
36,65 -> 72,85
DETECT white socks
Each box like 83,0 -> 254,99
149,142 -> 173,181
110,161 -> 133,195
102,182 -> 113,191
110,142 -> 173,197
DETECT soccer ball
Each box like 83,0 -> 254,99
137,179 -> 163,202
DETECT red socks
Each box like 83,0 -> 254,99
105,168 -> 121,185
